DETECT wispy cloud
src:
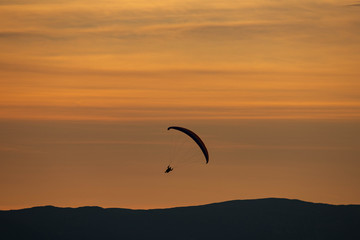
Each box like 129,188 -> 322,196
213,143 -> 356,151
1,103 -> 360,121
0,146 -> 18,152
0,0 -> 359,121
346,1 -> 360,7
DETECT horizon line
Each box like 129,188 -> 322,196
2,197 -> 359,212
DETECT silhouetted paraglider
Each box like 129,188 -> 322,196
165,126 -> 209,173
164,165 -> 173,173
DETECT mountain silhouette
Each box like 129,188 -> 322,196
1,198 -> 359,239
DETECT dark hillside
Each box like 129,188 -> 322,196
1,198 -> 359,240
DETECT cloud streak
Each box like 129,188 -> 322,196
1,103 -> 360,121
0,0 -> 359,121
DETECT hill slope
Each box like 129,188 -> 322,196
1,198 -> 359,240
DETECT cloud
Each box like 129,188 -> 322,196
0,146 -> 18,152
1,103 -> 360,121
1,1 -> 358,37
0,0 -> 73,5
213,143 -> 356,151
39,140 -> 171,146
1,0 -> 360,122
346,1 -> 360,7
0,31 -> 68,41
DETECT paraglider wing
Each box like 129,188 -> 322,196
167,126 -> 209,163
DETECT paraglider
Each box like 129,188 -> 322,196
167,126 -> 209,163
164,165 -> 173,173
165,126 -> 209,173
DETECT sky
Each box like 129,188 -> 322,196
0,0 -> 360,210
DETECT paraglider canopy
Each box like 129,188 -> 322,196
167,126 -> 209,163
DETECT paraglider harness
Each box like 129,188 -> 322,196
165,165 -> 173,173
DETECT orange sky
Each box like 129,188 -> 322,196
1,0 -> 360,210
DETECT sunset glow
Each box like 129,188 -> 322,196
1,0 -> 359,210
